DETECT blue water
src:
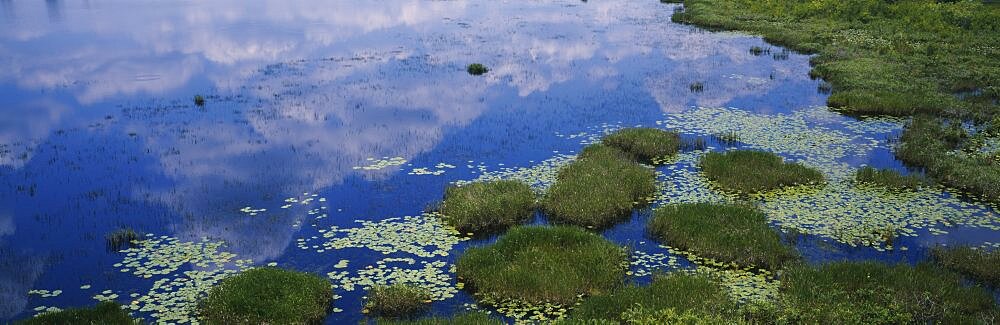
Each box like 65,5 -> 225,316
1,0 -> 996,323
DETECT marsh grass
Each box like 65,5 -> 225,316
363,284 -> 432,318
601,128 -> 681,164
193,95 -> 205,107
568,273 -> 739,322
699,150 -> 823,195
466,63 -> 489,76
930,246 -> 1000,287
106,228 -> 140,251
455,226 -> 628,305
16,302 -> 141,325
898,117 -> 1000,204
854,166 -> 927,191
199,267 -> 333,324
748,46 -> 768,56
439,180 -> 535,235
778,262 -> 999,324
689,81 -> 705,93
375,312 -> 503,325
543,144 -> 656,228
648,203 -> 797,270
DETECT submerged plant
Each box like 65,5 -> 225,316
699,150 -> 824,195
648,203 -> 798,270
601,127 -> 681,164
363,284 -> 432,318
466,63 -> 489,76
455,226 -> 628,305
438,180 -> 535,235
199,267 -> 334,325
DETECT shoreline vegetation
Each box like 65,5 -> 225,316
672,0 -> 1000,204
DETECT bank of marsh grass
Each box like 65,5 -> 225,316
363,284 -> 432,318
455,226 -> 628,305
543,144 -> 656,228
439,180 -> 534,235
568,273 -> 740,322
375,312 -> 503,325
778,262 -> 999,324
200,268 -> 333,324
930,245 -> 1000,287
16,302 -> 140,325
601,128 -> 681,164
699,150 -> 824,195
648,203 -> 797,270
898,117 -> 1000,204
854,166 -> 928,191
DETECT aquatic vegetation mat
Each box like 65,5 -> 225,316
439,180 -> 535,235
455,226 -> 628,306
648,203 -> 797,270
327,258 -> 458,302
16,302 -> 139,325
301,213 -> 465,257
454,154 -> 576,194
200,267 -> 334,325
699,150 -> 824,195
601,127 -> 680,164
542,144 -> 656,228
363,284 -> 431,318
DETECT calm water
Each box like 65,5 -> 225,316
1,0 -> 996,323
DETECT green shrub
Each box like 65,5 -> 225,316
16,302 -> 140,325
569,273 -> 739,322
455,226 -> 628,305
200,268 -> 333,324
854,166 -> 928,191
930,246 -> 1000,287
439,180 -> 535,235
699,150 -> 824,195
601,128 -> 681,164
363,284 -> 431,318
543,144 -> 656,228
467,64 -> 489,75
778,262 -> 999,324
648,203 -> 797,270
375,312 -> 503,325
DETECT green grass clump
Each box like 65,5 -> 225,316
601,128 -> 681,164
375,312 -> 503,325
199,268 -> 333,324
897,117 -> 1000,204
439,180 -> 535,235
466,63 -> 489,75
568,273 -> 740,322
543,144 -> 656,228
778,262 -> 999,324
930,246 -> 1000,287
193,95 -> 205,107
16,302 -> 141,325
363,284 -> 431,318
699,150 -> 824,195
106,228 -> 140,251
455,226 -> 628,305
648,203 -> 797,270
854,166 -> 928,191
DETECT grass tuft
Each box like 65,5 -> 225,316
601,128 -> 681,164
375,312 -> 503,325
699,150 -> 823,195
106,228 -> 140,251
466,63 -> 489,76
689,81 -> 705,93
16,302 -> 141,325
648,203 -> 797,270
930,245 -> 1000,287
193,95 -> 205,107
854,166 -> 927,191
363,284 -> 432,318
542,144 -> 656,228
439,180 -> 535,235
778,262 -> 999,324
199,267 -> 333,324
455,226 -> 628,305
568,273 -> 739,322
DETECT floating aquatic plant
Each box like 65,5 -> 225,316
303,213 -> 465,258
328,258 -> 458,301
